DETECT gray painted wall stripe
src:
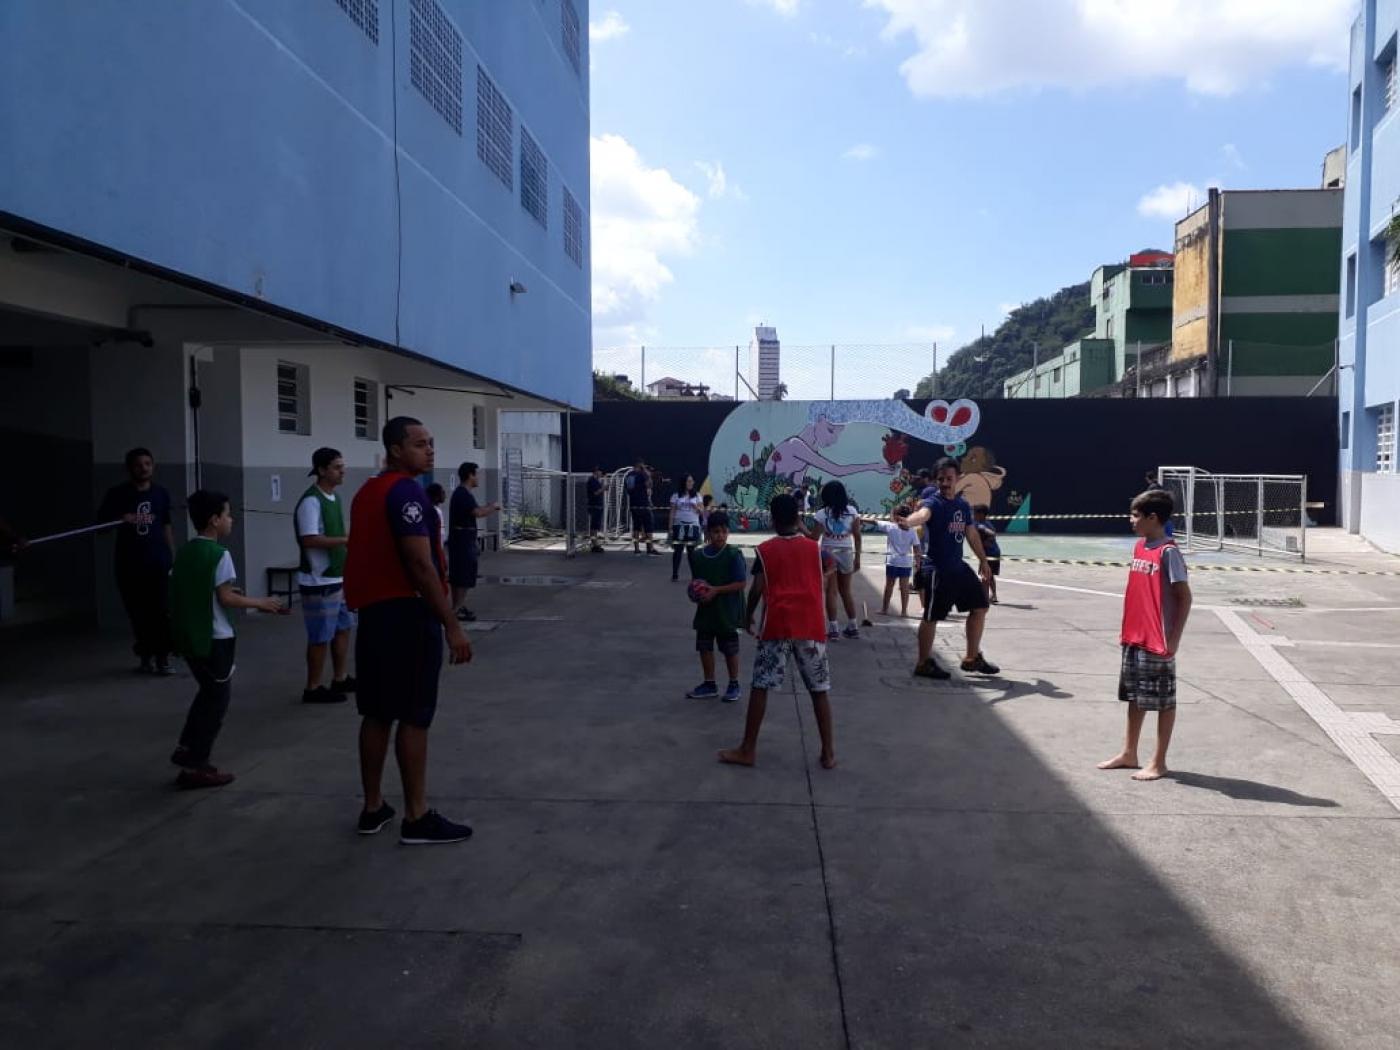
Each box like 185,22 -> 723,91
1221,294 -> 1341,314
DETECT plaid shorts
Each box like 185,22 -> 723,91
752,639 -> 831,694
300,585 -> 355,645
696,630 -> 740,657
1118,644 -> 1176,711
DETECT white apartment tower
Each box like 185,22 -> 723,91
749,325 -> 781,399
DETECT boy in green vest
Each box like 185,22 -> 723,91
295,448 -> 355,703
685,512 -> 748,702
169,490 -> 286,788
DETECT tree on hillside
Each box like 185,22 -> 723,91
910,283 -> 1095,400
892,387 -> 912,400
772,382 -> 789,401
593,371 -> 647,401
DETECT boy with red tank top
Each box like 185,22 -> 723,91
1098,489 -> 1193,782
718,494 -> 838,770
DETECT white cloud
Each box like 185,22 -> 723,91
842,143 -> 878,161
866,0 -> 1353,98
905,324 -> 956,343
1137,181 -> 1206,221
1221,142 -> 1246,170
693,160 -> 746,201
591,134 -> 702,346
998,302 -> 1019,316
748,0 -> 800,15
589,11 -> 630,42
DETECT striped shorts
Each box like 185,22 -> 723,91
1118,644 -> 1176,711
301,585 -> 355,645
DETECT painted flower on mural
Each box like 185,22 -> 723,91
881,432 -> 909,467
739,454 -> 751,467
749,430 -> 761,443
944,442 -> 967,457
889,479 -> 905,493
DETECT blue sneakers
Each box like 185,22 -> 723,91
687,681 -> 719,699
722,681 -> 742,703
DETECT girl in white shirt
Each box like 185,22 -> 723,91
871,515 -> 920,617
669,474 -> 705,582
810,480 -> 863,639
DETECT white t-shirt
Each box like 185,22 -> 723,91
671,493 -> 704,525
875,521 -> 919,569
205,543 -> 237,640
295,489 -> 343,587
815,505 -> 860,550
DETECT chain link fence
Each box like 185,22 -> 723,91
1159,466 -> 1307,559
592,344 -> 941,403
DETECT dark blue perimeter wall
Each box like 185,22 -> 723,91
568,397 -> 1339,532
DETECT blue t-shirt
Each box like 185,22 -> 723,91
448,485 -> 478,541
921,493 -> 973,572
386,477 -> 443,576
586,477 -> 604,508
99,482 -> 173,569
974,521 -> 1000,558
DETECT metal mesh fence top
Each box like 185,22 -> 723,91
592,344 -> 942,403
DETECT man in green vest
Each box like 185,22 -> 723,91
295,447 -> 355,703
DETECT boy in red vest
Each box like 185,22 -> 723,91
345,417 -> 474,844
719,493 -> 837,770
1098,489 -> 1193,782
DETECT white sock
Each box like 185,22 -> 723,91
828,620 -> 838,632
847,618 -> 858,628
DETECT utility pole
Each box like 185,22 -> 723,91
932,342 -> 938,398
1032,341 -> 1038,399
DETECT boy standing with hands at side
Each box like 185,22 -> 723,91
685,512 -> 748,702
719,494 -> 837,770
169,490 -> 287,788
1099,489 -> 1192,782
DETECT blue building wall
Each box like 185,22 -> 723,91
0,0 -> 591,408
1339,0 -> 1400,547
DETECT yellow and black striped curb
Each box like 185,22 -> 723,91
999,556 -> 1400,577
986,508 -> 1298,522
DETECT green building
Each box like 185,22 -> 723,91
1004,252 -> 1173,398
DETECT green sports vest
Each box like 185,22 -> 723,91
169,538 -> 228,659
296,485 -> 346,579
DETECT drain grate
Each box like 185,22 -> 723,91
1228,596 -> 1304,608
484,575 -> 580,587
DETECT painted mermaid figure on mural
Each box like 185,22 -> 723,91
763,413 -> 896,487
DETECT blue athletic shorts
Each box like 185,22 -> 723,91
300,585 -> 355,644
885,565 -> 912,580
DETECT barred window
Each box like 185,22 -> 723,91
409,0 -> 462,135
333,0 -> 378,44
521,128 -> 548,228
1385,56 -> 1397,113
1387,244 -> 1400,297
563,187 -> 583,266
277,362 -> 311,436
1378,402 -> 1395,474
476,67 -> 513,189
353,378 -> 379,440
561,0 -> 582,76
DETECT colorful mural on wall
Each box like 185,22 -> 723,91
707,399 -> 1009,518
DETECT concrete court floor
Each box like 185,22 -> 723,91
2,537 -> 1399,1049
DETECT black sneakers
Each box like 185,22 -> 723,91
301,686 -> 346,704
961,653 -> 1001,675
331,676 -> 357,695
175,766 -> 235,790
399,810 -> 473,845
914,658 -> 951,680
357,802 -> 396,836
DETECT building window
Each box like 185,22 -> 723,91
1341,411 -> 1350,450
1346,254 -> 1358,317
563,187 -> 583,267
333,0 -> 379,43
1351,86 -> 1363,150
561,0 -> 582,76
1378,403 -> 1395,474
476,66 -> 513,190
1052,367 -> 1061,383
277,362 -> 310,435
1106,317 -> 1115,338
1386,54 -> 1398,114
409,0 -> 462,135
471,405 -> 485,449
520,127 -> 548,228
1387,244 -> 1400,297
353,378 -> 379,440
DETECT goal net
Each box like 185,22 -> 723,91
1157,466 -> 1308,560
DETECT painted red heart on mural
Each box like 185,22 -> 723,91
924,399 -> 980,439
950,405 -> 972,427
930,403 -> 949,423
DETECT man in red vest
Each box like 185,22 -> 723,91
1098,488 -> 1193,782
345,416 -> 474,844
719,493 -> 837,769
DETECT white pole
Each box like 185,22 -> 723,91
1227,340 -> 1233,397
1136,341 -> 1142,398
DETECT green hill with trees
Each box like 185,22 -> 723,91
911,281 -> 1095,400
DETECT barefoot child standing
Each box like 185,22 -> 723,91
685,512 -> 748,703
718,494 -> 837,769
1098,489 -> 1192,782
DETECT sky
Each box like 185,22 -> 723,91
586,0 -> 1359,398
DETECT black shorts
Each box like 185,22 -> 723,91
630,508 -> 653,533
447,536 -> 478,588
588,506 -> 604,530
355,598 -> 443,728
921,563 -> 989,623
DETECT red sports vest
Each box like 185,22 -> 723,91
1121,538 -> 1171,656
755,534 -> 828,642
344,472 -> 447,611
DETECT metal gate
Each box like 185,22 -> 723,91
1158,465 -> 1307,560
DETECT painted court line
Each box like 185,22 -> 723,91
1215,609 -> 1400,813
